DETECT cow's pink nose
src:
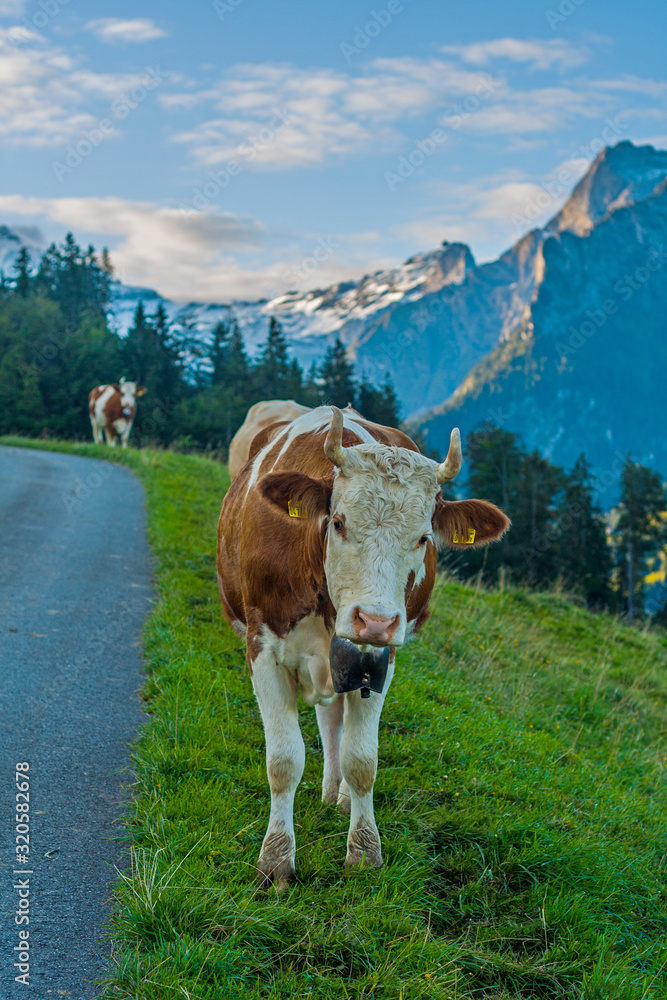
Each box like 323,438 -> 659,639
354,610 -> 399,644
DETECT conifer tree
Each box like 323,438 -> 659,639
357,372 -> 401,426
13,247 -> 32,299
100,247 -> 114,276
210,318 -> 250,390
614,457 -> 667,618
454,426 -> 561,586
36,233 -> 109,327
121,303 -> 184,419
553,455 -> 612,608
318,337 -> 357,408
254,317 -> 300,398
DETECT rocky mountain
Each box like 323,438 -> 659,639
1,140 -> 665,480
413,143 -> 667,491
107,239 -> 476,376
115,139 -> 661,426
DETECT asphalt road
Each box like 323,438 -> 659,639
0,446 -> 153,999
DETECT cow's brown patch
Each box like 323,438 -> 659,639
405,542 -> 437,634
247,420 -> 292,463
104,393 -> 136,426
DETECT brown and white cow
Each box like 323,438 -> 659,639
217,404 -> 509,884
88,378 -> 146,447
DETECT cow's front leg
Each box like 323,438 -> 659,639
251,644 -> 305,886
340,656 -> 394,869
315,697 -> 343,804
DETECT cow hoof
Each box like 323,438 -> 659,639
321,780 -> 341,805
344,849 -> 383,870
257,830 -> 295,888
345,827 -> 382,869
256,858 -> 296,890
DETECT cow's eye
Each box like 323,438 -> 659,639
418,534 -> 430,546
333,519 -> 344,533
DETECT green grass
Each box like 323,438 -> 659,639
3,436 -> 667,999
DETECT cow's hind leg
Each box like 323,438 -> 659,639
252,645 -> 304,886
315,697 -> 343,804
340,657 -> 394,869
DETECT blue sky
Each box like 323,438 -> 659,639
0,0 -> 665,301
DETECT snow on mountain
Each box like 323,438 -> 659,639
107,240 -> 475,373
2,140 -> 664,423
0,225 -> 42,274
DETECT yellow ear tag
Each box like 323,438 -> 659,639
453,528 -> 476,544
288,499 -> 307,518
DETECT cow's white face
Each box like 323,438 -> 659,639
118,379 -> 146,416
119,379 -> 138,408
325,446 -> 440,647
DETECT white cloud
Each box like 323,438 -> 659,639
445,85 -> 606,136
0,29 -> 168,146
636,134 -> 667,150
0,28 -> 97,146
85,18 -> 166,44
164,59 -> 499,168
587,75 -> 667,98
441,37 -> 590,70
163,53 -> 665,170
0,0 -> 26,14
473,181 -> 548,221
0,194 -> 385,301
401,151 -> 598,260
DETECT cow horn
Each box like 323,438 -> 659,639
435,428 -> 462,483
324,406 -> 347,468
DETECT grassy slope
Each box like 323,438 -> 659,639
3,437 -> 666,999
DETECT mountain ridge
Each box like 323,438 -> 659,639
1,140 -> 665,449
414,162 -> 667,496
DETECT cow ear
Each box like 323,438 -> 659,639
258,471 -> 332,521
136,386 -> 147,397
432,496 -> 510,548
